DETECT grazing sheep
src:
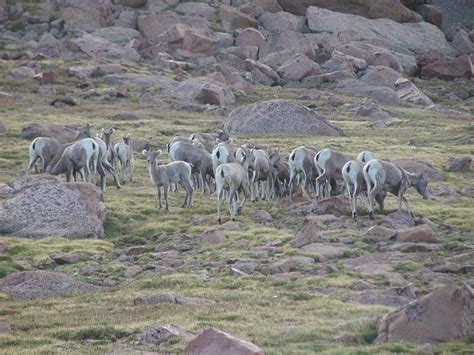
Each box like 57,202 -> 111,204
240,148 -> 275,201
216,162 -> 251,224
168,141 -> 214,194
94,135 -> 121,191
269,149 -> 291,198
212,141 -> 235,173
314,148 -> 351,199
49,138 -> 98,183
27,137 -> 62,173
144,150 -> 193,210
114,134 -> 134,183
363,159 -> 428,219
288,146 -> 318,201
342,151 -> 385,219
167,136 -> 194,153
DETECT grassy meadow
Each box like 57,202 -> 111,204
0,59 -> 473,354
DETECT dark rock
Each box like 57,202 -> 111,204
444,156 -> 471,172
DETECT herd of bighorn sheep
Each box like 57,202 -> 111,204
27,125 -> 429,223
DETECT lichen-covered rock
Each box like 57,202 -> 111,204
225,100 -> 342,135
0,175 -> 106,239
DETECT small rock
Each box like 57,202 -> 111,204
200,229 -> 226,244
367,225 -> 397,241
124,265 -> 143,278
383,210 -> 415,229
185,327 -> 264,355
0,321 -> 12,336
134,293 -> 215,306
50,253 -> 86,265
126,246 -> 148,256
138,324 -> 194,346
50,96 -> 77,107
250,210 -> 273,222
0,122 -> 7,134
397,224 -> 436,243
444,157 -> 471,172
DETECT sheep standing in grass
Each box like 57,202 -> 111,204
288,146 -> 318,201
144,150 -> 193,210
49,138 -> 98,183
114,134 -> 134,183
363,159 -> 428,219
27,137 -> 62,173
215,162 -> 251,224
342,151 -> 385,219
269,149 -> 291,198
314,148 -> 351,199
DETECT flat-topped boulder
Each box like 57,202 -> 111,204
225,100 -> 343,135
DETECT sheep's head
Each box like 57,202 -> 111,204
216,129 -> 229,142
143,149 -> 161,165
123,134 -> 131,145
414,173 -> 429,200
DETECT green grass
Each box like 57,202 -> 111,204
0,58 -> 472,354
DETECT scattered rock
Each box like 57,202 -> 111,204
109,112 -> 141,121
134,293 -> 215,306
359,66 -> 402,88
281,0 -> 417,23
348,284 -> 417,307
290,196 -> 351,217
0,121 -> 7,134
0,321 -> 11,336
200,229 -> 226,244
103,73 -> 176,89
307,7 -> 455,56
452,29 -> 474,56
383,242 -> 441,253
219,4 -> 258,32
225,100 -> 343,136
6,66 -> 35,80
185,327 -> 264,355
416,51 -> 473,80
50,96 -> 77,107
375,282 -> 473,344
250,210 -> 273,222
124,265 -> 143,278
367,225 -> 397,241
336,80 -> 401,105
0,175 -> 107,239
259,30 -> 316,60
50,253 -> 86,265
383,210 -> 415,229
0,271 -> 101,300
301,243 -> 349,260
290,221 -> 322,248
175,2 -> 215,21
393,78 -> 434,107
264,256 -> 314,274
259,11 -> 305,32
397,225 -> 436,243
392,159 -> 443,181
138,324 -> 194,346
235,28 -> 265,48
444,157 -> 471,172
68,33 -> 141,61
277,54 -> 321,81
21,123 -> 78,141
417,4 -> 443,27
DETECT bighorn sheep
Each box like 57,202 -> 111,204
190,129 -> 230,153
114,134 -> 134,183
216,162 -> 251,224
288,146 -> 318,201
167,136 -> 194,153
212,141 -> 235,173
49,138 -> 98,183
100,127 -> 116,164
239,148 -> 275,201
269,149 -> 290,198
363,159 -> 428,219
143,150 -> 194,210
27,137 -> 62,173
314,148 -> 351,199
94,135 -> 121,191
168,141 -> 214,194
342,151 -> 385,219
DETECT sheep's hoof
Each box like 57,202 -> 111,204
231,218 -> 236,222
237,207 -> 243,215
217,218 -> 222,224
352,212 -> 357,219
369,212 -> 375,220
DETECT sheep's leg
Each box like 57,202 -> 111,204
402,196 -> 412,217
316,172 -> 326,200
216,183 -> 223,224
157,186 -> 162,209
351,182 -> 358,219
228,186 -> 237,221
289,167 -> 295,202
367,181 -> 379,220
198,172 -> 205,195
164,187 -> 169,211
375,191 -> 386,211
27,155 -> 39,174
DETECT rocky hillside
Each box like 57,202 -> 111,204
0,0 -> 473,353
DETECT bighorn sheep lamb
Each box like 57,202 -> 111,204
144,150 -> 194,210
168,141 -> 214,194
216,162 -> 251,224
288,146 -> 318,201
114,134 -> 134,183
49,138 -> 98,183
212,141 -> 235,173
363,159 -> 428,219
314,148 -> 351,199
342,151 -> 385,219
27,137 -> 62,173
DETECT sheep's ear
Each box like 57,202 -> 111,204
142,150 -> 148,156
276,147 -> 280,153
156,150 -> 162,155
229,138 -> 234,144
101,128 -> 105,133
126,133 -> 131,138
111,128 -> 115,134
215,138 -> 221,143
